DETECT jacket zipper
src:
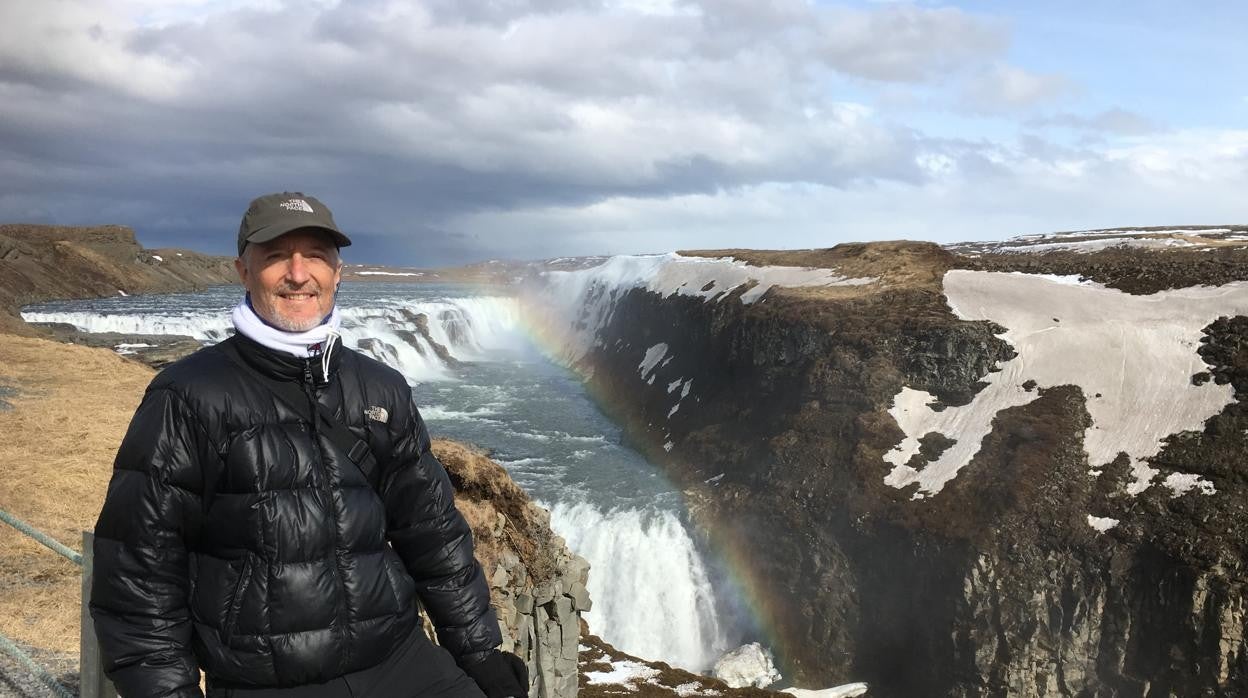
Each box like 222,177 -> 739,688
223,555 -> 253,646
304,358 -> 352,673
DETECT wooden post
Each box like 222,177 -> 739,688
80,531 -> 117,698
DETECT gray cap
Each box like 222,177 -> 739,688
237,192 -> 352,256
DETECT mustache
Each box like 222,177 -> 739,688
274,281 -> 322,295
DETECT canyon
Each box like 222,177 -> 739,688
525,228 -> 1248,696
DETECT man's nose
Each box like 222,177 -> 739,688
286,253 -> 312,284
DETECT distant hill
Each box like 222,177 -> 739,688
0,224 -> 237,334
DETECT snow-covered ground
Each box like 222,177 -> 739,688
784,685 -> 869,698
884,270 -> 1248,500
946,227 -> 1248,255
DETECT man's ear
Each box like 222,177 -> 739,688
234,255 -> 249,286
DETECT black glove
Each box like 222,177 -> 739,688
461,649 -> 529,698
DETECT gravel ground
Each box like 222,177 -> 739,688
0,644 -> 78,698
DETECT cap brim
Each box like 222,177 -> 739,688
245,221 -> 352,249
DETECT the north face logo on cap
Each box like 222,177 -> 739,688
279,198 -> 314,213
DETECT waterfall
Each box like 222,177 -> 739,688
18,310 -> 234,341
547,501 -> 729,672
21,296 -> 522,384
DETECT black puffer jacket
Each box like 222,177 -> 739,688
91,334 -> 500,697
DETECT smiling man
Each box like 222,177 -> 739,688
90,193 -> 528,698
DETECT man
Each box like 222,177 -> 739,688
91,192 -> 528,698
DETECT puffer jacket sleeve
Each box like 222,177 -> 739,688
91,386 -> 209,698
383,389 -> 502,658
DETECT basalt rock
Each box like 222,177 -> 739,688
434,440 -> 590,698
25,323 -> 204,369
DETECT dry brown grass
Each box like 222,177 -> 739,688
0,334 -> 155,655
680,241 -> 955,297
433,439 -> 562,584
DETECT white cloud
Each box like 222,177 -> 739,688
1028,108 -> 1161,136
960,64 -> 1073,112
1105,129 -> 1248,181
815,5 -> 1007,82
0,0 -> 191,100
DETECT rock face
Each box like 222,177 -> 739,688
22,323 -> 204,369
525,234 -> 1248,696
434,440 -> 591,698
0,224 -> 236,334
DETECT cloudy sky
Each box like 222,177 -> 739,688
2,0 -> 1246,265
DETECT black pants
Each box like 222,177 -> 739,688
206,629 -> 486,698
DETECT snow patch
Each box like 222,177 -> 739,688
639,343 -> 669,379
1087,515 -> 1119,533
114,342 -> 155,355
151,254 -> 163,262
584,659 -> 661,686
1164,472 -> 1216,496
783,683 -> 870,698
884,271 -> 1248,497
673,682 -> 717,696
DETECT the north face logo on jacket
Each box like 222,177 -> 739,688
365,406 -> 389,424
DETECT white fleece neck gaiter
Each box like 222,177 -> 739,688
230,297 -> 342,359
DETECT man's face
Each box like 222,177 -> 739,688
235,229 -> 344,332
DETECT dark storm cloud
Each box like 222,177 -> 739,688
0,0 -> 1069,264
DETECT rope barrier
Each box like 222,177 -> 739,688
0,630 -> 76,698
0,508 -> 82,566
0,507 -> 87,696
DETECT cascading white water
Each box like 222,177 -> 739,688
547,501 -> 729,671
22,296 -> 523,384
18,310 -> 234,340
337,297 -> 521,381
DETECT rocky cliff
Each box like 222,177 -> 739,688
433,439 -> 591,698
525,228 -> 1248,697
0,224 -> 236,334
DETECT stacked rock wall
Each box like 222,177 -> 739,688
434,440 -> 592,698
492,517 -> 592,698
